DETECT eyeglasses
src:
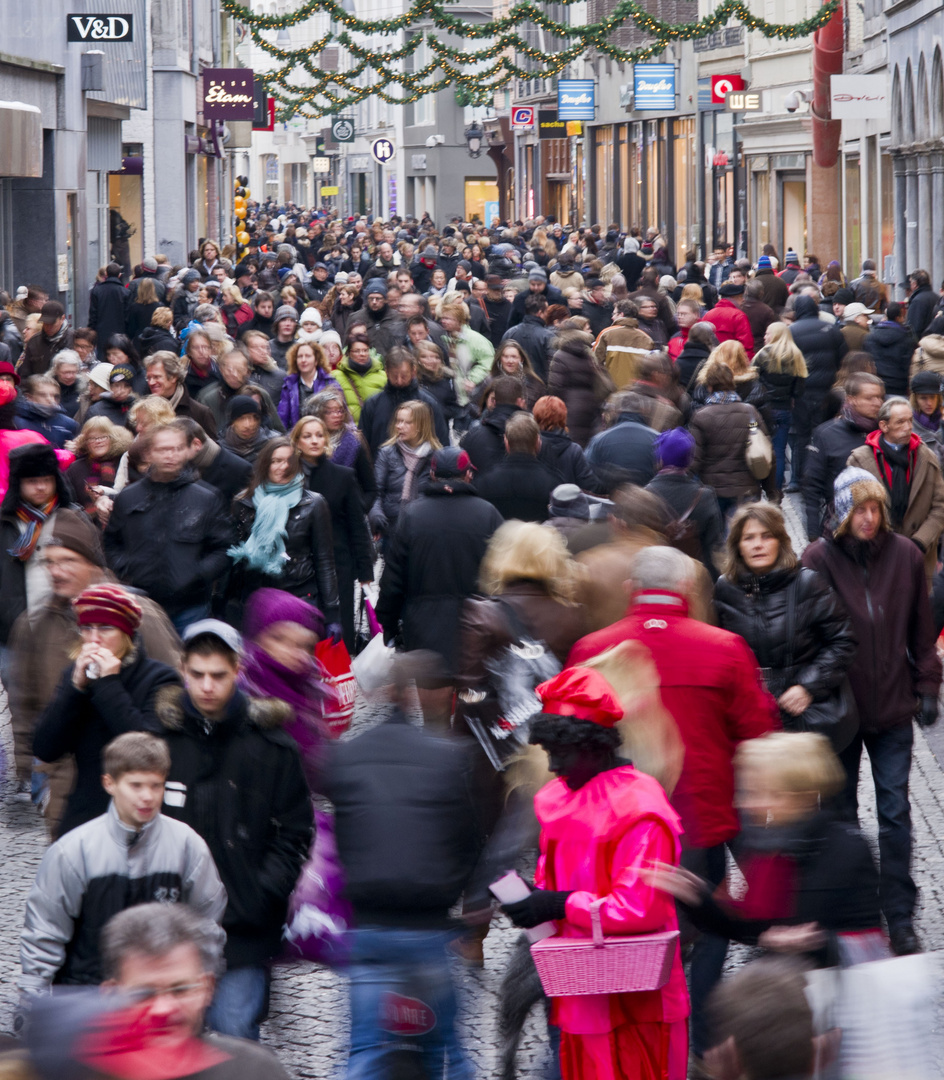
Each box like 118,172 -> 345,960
87,435 -> 111,445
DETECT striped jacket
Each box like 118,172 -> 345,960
593,318 -> 654,389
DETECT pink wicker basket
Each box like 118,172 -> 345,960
530,900 -> 679,997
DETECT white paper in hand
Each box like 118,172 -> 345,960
489,870 -> 557,944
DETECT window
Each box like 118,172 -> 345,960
411,35 -> 435,128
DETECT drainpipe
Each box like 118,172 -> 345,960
811,0 -> 843,168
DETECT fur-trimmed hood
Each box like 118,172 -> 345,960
155,683 -> 293,732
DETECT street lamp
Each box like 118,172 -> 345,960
464,120 -> 485,157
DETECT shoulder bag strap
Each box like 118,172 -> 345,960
783,571 -> 801,673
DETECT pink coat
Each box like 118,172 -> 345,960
0,430 -> 74,501
534,764 -> 689,1036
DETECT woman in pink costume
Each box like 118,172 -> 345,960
502,666 -> 690,1080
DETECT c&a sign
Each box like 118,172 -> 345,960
202,69 -> 255,120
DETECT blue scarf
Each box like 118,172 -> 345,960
705,390 -> 741,405
228,476 -> 304,576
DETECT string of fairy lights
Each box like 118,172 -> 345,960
222,0 -> 841,119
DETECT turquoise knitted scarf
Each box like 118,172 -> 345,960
228,475 -> 304,576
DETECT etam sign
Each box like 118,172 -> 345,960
67,14 -> 134,41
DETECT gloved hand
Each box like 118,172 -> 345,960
916,693 -> 939,728
502,889 -> 572,928
326,623 -> 343,646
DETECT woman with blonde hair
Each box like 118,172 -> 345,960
753,321 -> 808,489
715,502 -> 856,742
278,340 -> 341,429
649,730 -> 883,966
694,338 -> 770,429
369,400 -> 440,541
113,397 -> 177,491
66,416 -> 133,522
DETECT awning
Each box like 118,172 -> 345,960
0,100 -> 42,177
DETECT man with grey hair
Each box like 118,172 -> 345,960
568,544 -> 777,1070
846,394 -> 944,586
100,903 -> 290,1077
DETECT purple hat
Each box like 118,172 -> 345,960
655,427 -> 695,469
243,588 -> 325,642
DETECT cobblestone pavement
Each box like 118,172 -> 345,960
0,495 -> 942,1076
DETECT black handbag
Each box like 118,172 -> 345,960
781,571 -> 859,752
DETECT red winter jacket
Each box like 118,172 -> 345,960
703,300 -> 755,358
567,591 -> 779,848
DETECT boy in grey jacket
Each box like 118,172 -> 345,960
19,731 -> 226,998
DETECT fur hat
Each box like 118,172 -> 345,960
833,466 -> 889,536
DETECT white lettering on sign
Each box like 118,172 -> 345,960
559,92 -> 593,106
637,79 -> 673,93
206,84 -> 253,105
68,15 -> 131,39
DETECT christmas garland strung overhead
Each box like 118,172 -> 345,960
221,0 -> 840,119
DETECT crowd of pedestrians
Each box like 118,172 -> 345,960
1,205 -> 943,1080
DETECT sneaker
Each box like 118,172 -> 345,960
14,779 -> 31,802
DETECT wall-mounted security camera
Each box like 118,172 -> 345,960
784,89 -> 813,113
425,134 -> 445,148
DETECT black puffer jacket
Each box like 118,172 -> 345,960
461,403 -> 522,473
104,471 -> 233,617
753,346 -> 805,411
358,380 -> 448,458
789,297 -> 848,397
690,398 -> 767,498
675,339 -> 712,391
370,442 -> 434,534
376,480 -> 503,673
231,489 -> 339,622
33,647 -> 181,836
863,321 -> 915,396
323,709 -> 486,929
157,686 -> 312,968
802,414 -> 875,539
537,427 -> 607,493
714,567 -> 857,719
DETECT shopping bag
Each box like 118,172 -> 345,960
350,630 -> 395,693
283,810 -> 352,967
352,592 -> 383,656
315,638 -> 356,738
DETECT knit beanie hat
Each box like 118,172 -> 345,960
179,269 -> 201,287
228,395 -> 261,421
528,267 -> 547,282
39,508 -> 106,567
655,427 -> 695,469
88,363 -> 114,391
243,587 -> 324,642
364,279 -> 387,297
833,466 -> 888,535
73,584 -> 143,636
319,330 -> 342,352
784,249 -> 800,266
756,255 -> 772,271
273,305 -> 299,324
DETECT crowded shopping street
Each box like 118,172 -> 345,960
5,0 -> 944,1076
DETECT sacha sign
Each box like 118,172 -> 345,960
203,69 -> 255,120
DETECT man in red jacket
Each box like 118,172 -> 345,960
802,466 -> 941,957
567,545 -> 777,1071
703,282 -> 755,357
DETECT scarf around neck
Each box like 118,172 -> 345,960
398,439 -> 431,502
330,425 -> 360,468
705,390 -> 741,405
228,475 -> 304,575
10,498 -> 57,561
841,400 -> 878,433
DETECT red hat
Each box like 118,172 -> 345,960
535,667 -> 624,728
73,584 -> 143,637
0,361 -> 20,387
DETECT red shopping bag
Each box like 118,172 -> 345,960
315,638 -> 357,738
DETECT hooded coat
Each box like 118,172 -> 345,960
334,355 -> 387,422
157,685 -> 313,968
460,402 -> 522,473
548,331 -> 606,447
862,321 -> 914,396
593,317 -> 654,388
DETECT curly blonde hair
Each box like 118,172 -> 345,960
479,520 -> 577,606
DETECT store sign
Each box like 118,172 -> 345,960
371,137 -> 395,164
538,111 -> 566,139
67,14 -> 133,41
710,74 -> 744,105
311,157 -> 331,174
511,106 -> 535,128
557,80 -> 595,120
830,75 -> 889,120
332,117 -> 355,142
634,64 -> 676,110
321,186 -> 339,196
203,69 -> 254,120
725,91 -> 761,111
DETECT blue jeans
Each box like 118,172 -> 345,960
170,602 -> 211,636
839,723 -> 916,929
771,408 -> 792,491
206,965 -> 270,1041
681,844 -> 728,1057
346,927 -> 473,1080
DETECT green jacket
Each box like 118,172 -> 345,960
444,327 -> 494,405
334,353 -> 387,422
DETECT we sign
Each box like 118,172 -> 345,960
67,14 -> 134,41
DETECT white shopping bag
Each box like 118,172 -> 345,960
350,632 -> 395,693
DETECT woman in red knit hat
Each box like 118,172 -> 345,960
32,583 -> 180,837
